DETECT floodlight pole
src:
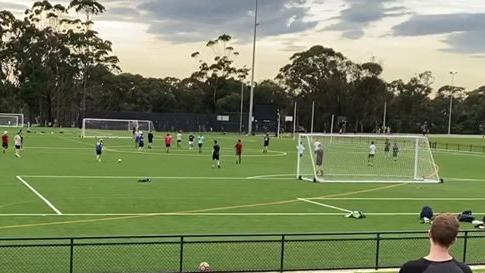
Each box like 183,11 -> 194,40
383,101 -> 387,128
239,82 -> 245,134
310,101 -> 315,134
293,101 -> 297,139
247,0 -> 258,135
448,71 -> 458,135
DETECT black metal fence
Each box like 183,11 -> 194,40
1,231 -> 484,273
430,141 -> 485,153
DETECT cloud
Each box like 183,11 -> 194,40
393,13 -> 485,53
0,1 -> 28,11
136,0 -> 317,43
324,0 -> 408,39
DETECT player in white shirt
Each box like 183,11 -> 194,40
368,141 -> 377,167
313,141 -> 321,152
14,133 -> 22,157
176,131 -> 182,148
297,142 -> 305,158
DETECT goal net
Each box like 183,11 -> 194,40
82,118 -> 155,138
0,113 -> 24,127
297,134 -> 440,183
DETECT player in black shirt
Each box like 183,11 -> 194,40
263,133 -> 270,153
147,131 -> 154,149
399,214 -> 473,273
212,140 -> 221,168
188,134 -> 195,150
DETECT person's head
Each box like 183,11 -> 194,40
3,131 -> 7,135
371,141 -> 375,145
214,140 -> 218,144
429,214 -> 460,249
238,139 -> 241,143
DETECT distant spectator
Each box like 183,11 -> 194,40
399,214 -> 472,273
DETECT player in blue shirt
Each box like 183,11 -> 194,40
95,139 -> 104,162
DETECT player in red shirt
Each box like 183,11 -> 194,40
2,131 -> 8,154
164,133 -> 173,153
235,139 -> 243,164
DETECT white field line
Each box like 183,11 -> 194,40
307,197 -> 485,201
297,198 -> 353,213
15,176 -> 62,215
2,212 -> 484,217
19,175 -> 296,181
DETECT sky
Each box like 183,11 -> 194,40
2,0 -> 485,90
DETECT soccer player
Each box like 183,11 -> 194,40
2,131 -> 8,154
315,143 -> 324,176
95,139 -> 104,162
384,138 -> 391,158
392,142 -> 400,161
263,133 -> 270,153
164,133 -> 173,153
188,133 -> 195,150
197,134 -> 205,153
368,141 -> 377,167
14,132 -> 22,157
212,140 -> 221,168
147,131 -> 154,149
134,128 -> 141,148
297,142 -> 305,158
138,131 -> 145,151
176,130 -> 182,148
235,139 -> 243,164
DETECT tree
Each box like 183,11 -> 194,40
189,34 -> 248,112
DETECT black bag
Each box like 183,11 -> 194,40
420,206 -> 433,219
458,210 -> 475,223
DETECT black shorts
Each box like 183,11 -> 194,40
384,148 -> 390,153
96,150 -> 102,155
15,145 -> 21,150
264,142 -> 269,147
316,158 -> 323,166
212,153 -> 220,160
177,140 -> 182,143
2,143 -> 7,149
165,144 -> 171,148
198,143 -> 203,148
368,154 -> 375,158
139,142 -> 144,148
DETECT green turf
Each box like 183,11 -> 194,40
0,128 -> 484,272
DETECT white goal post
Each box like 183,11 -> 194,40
82,118 -> 155,138
297,133 -> 441,183
0,113 -> 24,128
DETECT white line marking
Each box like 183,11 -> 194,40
15,176 -> 62,215
297,198 -> 353,213
307,197 -> 485,201
1,212 -> 483,217
21,175 -> 250,180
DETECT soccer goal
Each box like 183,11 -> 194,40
82,118 -> 155,138
0,113 -> 24,127
297,134 -> 440,183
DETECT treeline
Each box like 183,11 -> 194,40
1,1 -> 484,133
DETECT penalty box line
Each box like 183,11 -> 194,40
297,198 -> 353,214
15,176 -> 62,215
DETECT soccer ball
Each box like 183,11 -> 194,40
118,159 -> 122,163
198,262 -> 210,272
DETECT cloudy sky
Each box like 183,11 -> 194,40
2,0 -> 485,89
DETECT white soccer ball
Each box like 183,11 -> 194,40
118,159 -> 122,163
198,262 -> 210,272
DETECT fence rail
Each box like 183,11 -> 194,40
0,231 -> 484,273
430,141 -> 485,153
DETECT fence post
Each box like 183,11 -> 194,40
462,231 -> 468,263
375,233 -> 381,270
69,238 -> 74,273
179,236 -> 184,273
279,235 -> 286,272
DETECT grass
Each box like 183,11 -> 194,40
0,128 -> 484,272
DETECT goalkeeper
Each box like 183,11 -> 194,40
315,143 -> 324,176
368,141 -> 377,167
392,142 -> 400,161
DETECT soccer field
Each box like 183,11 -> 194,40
0,128 -> 484,238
